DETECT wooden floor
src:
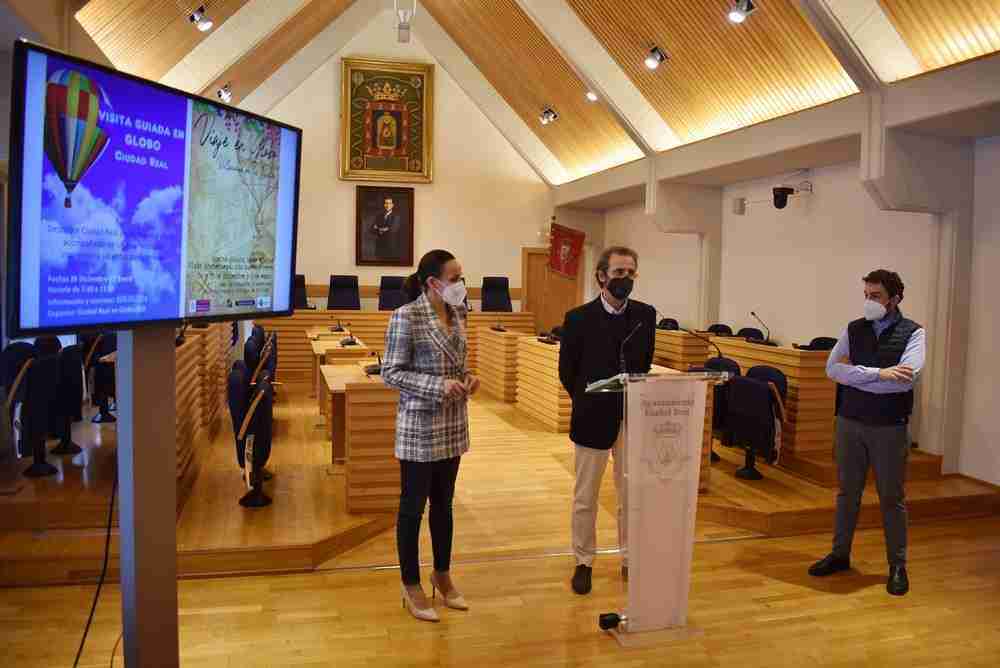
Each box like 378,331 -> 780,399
3,387 -> 999,586
3,517 -> 999,667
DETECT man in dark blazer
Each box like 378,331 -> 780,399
558,245 -> 656,595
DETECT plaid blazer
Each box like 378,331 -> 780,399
382,292 -> 470,462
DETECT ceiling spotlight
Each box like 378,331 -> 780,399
539,107 -> 559,126
728,0 -> 756,24
189,5 -> 213,32
217,83 -> 232,104
585,91 -> 599,102
644,46 -> 667,70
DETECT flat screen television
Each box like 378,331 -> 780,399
5,40 -> 302,337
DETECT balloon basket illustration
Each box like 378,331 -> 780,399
43,69 -> 112,209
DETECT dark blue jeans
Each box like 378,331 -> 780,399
397,457 -> 461,585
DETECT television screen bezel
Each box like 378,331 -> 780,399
5,39 -> 304,338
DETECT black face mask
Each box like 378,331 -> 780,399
606,276 -> 634,301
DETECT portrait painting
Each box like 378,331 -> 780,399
341,58 -> 434,183
356,186 -> 414,267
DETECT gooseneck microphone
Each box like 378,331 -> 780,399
619,322 -> 644,375
750,311 -> 770,342
681,327 -> 724,359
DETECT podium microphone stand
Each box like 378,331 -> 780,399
588,370 -> 729,647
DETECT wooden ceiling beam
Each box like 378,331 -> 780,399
513,0 -> 681,155
198,0 -> 356,105
797,0 -> 882,92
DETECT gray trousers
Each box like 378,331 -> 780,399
833,416 -> 910,567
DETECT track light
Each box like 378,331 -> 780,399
189,5 -> 213,32
728,0 -> 756,24
395,0 -> 416,43
644,46 -> 667,70
585,91 -> 599,102
217,83 -> 232,104
539,107 -> 559,125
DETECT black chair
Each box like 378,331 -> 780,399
707,324 -> 733,336
657,318 -> 680,330
704,356 -> 741,462
378,276 -> 408,311
227,361 -> 251,472
797,336 -> 837,351
2,342 -> 38,458
90,333 -> 117,424
50,344 -> 84,455
244,336 -> 262,384
481,277 -> 513,312
240,375 -> 274,508
21,353 -> 61,477
327,275 -> 361,310
726,365 -> 787,480
737,327 -> 765,341
293,274 -> 316,310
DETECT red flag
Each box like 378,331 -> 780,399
549,223 -> 585,278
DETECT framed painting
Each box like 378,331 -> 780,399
340,58 -> 434,183
356,186 -> 414,267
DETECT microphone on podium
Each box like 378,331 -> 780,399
619,322 -> 644,375
750,311 -> 770,342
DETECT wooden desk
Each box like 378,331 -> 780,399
713,338 -> 835,485
305,326 -> 350,339
344,379 -> 399,514
310,337 -> 370,399
256,310 -> 536,386
654,330 -> 710,371
478,327 -> 528,402
516,338 -> 571,432
320,362 -> 375,465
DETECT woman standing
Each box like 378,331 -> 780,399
382,249 -> 479,622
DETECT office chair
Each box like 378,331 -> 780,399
657,318 -> 680,330
737,327 -> 765,341
707,324 -> 733,336
293,274 -> 316,310
378,276 -> 408,311
327,275 -> 361,310
796,336 -> 838,351
481,277 -> 513,312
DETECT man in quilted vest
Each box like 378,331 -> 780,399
809,269 -> 926,596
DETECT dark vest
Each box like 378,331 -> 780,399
837,315 -> 920,425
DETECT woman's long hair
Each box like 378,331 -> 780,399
402,249 -> 456,302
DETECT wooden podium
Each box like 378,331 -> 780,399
592,372 -> 722,645
712,338 -> 837,485
478,327 -> 526,402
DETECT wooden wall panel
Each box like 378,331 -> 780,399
879,0 -> 1000,74
420,0 -> 643,180
75,0 -> 250,80
566,0 -> 858,143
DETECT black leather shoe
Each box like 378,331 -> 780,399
887,565 -> 909,596
572,565 -> 592,595
808,554 -> 851,577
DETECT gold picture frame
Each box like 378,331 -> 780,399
340,57 -> 434,183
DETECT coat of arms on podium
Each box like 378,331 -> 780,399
644,420 -> 691,481
340,58 -> 434,183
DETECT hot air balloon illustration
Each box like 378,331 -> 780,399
43,69 -> 111,208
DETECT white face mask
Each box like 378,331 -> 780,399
864,299 -> 887,321
434,279 -> 467,307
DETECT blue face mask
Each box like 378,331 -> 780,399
864,299 -> 887,321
